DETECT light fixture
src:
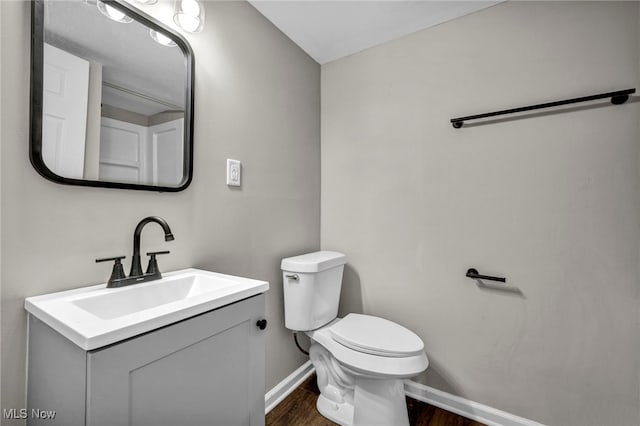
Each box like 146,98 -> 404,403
96,0 -> 133,23
173,0 -> 205,33
149,29 -> 177,47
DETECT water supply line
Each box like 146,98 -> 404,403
293,332 -> 309,356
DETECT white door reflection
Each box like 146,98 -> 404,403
43,43 -> 89,179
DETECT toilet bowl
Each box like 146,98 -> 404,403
281,251 -> 428,426
307,315 -> 428,426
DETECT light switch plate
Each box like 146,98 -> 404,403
226,159 -> 241,187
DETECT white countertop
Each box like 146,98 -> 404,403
25,268 -> 269,350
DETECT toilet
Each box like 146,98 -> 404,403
281,251 -> 428,426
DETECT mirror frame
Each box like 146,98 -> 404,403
30,0 -> 195,192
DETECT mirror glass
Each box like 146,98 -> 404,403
31,0 -> 194,191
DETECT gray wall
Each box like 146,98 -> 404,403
0,0 -> 3,412
1,0 -> 318,421
321,2 -> 640,425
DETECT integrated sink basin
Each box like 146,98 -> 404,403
72,273 -> 236,320
25,268 -> 269,350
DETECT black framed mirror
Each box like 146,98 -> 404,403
30,0 -> 194,192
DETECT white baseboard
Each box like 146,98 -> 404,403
265,360 -> 315,414
404,380 -> 545,426
264,363 -> 542,426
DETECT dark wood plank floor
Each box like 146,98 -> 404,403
266,375 -> 486,426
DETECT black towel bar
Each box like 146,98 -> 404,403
451,88 -> 635,128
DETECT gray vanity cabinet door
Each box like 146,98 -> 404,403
86,294 -> 265,426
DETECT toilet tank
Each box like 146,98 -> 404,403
281,251 -> 346,331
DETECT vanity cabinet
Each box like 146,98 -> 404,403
27,294 -> 266,426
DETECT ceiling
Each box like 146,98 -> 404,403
249,1 -> 500,64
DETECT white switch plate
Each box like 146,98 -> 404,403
226,159 -> 241,187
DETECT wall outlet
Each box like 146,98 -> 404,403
226,159 -> 241,187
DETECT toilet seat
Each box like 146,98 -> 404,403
329,314 -> 424,358
307,317 -> 429,378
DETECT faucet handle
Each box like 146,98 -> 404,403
145,251 -> 170,275
96,256 -> 127,283
147,251 -> 170,256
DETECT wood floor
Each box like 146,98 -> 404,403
266,375 -> 486,426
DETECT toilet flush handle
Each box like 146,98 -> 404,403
285,274 -> 299,281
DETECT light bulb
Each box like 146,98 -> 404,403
173,0 -> 204,33
181,0 -> 200,16
96,1 -> 133,23
105,4 -> 125,20
149,29 -> 177,47
175,14 -> 200,32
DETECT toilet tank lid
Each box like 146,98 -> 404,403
281,251 -> 346,273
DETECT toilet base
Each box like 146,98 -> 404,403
317,394 -> 354,426
315,377 -> 410,426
